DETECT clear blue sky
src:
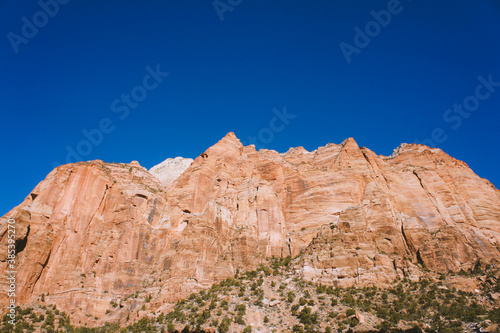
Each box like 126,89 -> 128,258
1,0 -> 499,216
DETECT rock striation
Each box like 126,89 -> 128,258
0,132 -> 499,325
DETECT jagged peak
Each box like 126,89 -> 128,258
212,132 -> 244,149
199,132 -> 244,160
129,160 -> 142,168
388,143 -> 410,158
283,146 -> 310,156
224,131 -> 238,139
341,137 -> 359,149
222,132 -> 242,144
384,143 -> 444,159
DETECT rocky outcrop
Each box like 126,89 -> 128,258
149,157 -> 193,188
0,133 -> 499,325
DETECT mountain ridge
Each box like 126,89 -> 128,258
1,133 -> 499,327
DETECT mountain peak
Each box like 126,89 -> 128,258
223,131 -> 238,139
341,137 -> 359,149
149,157 -> 194,187
209,132 -> 243,151
221,131 -> 242,145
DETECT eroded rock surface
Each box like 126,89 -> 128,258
1,133 -> 499,325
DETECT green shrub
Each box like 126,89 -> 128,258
218,317 -> 232,333
489,306 -> 500,323
297,307 -> 318,325
346,308 -> 355,317
349,317 -> 359,327
341,294 -> 355,307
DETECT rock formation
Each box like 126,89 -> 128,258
0,132 -> 499,325
149,157 -> 194,188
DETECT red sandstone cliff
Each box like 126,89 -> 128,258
1,133 -> 499,324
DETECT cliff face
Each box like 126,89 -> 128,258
1,133 -> 499,324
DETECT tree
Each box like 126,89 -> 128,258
297,307 -> 318,325
341,294 -> 355,307
218,317 -> 231,333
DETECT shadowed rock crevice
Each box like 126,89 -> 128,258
15,225 -> 29,254
401,223 -> 414,254
31,248 -> 51,293
416,249 -> 425,267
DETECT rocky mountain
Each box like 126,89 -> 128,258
1,132 -> 499,328
149,157 -> 194,188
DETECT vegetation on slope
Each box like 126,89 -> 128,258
2,257 -> 500,333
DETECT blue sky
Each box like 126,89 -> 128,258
1,0 -> 499,216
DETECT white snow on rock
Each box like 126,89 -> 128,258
148,157 -> 193,188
